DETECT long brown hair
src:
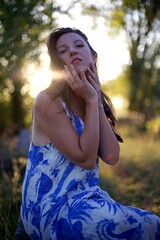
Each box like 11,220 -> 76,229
46,27 -> 123,142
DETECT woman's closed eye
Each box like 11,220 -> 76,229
59,49 -> 67,54
59,44 -> 84,54
76,44 -> 84,48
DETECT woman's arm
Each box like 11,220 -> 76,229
87,63 -> 120,165
33,65 -> 100,170
98,104 -> 120,165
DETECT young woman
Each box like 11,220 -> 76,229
19,27 -> 160,239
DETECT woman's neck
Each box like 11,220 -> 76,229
69,91 -> 86,121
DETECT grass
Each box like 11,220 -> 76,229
0,127 -> 160,239
100,128 -> 160,215
0,157 -> 27,240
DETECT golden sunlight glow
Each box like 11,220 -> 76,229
29,69 -> 52,97
112,96 -> 129,116
112,96 -> 129,109
28,63 -> 52,97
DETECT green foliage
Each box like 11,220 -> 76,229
111,0 -> 160,119
0,0 -> 64,132
0,0 -> 57,69
81,4 -> 99,16
108,69 -> 131,98
0,98 -> 11,132
146,116 -> 160,139
109,9 -> 125,33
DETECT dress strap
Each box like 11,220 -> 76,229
72,113 -> 83,136
60,98 -> 83,136
60,98 -> 72,119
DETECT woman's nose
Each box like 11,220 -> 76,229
69,47 -> 77,55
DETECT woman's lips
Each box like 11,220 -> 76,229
71,58 -> 82,64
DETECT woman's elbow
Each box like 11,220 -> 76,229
78,156 -> 97,170
102,149 -> 120,166
107,154 -> 119,165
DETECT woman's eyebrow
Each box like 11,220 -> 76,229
57,44 -> 67,49
74,39 -> 83,43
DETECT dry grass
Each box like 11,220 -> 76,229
100,134 -> 160,215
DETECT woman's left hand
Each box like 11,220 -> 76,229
87,62 -> 102,106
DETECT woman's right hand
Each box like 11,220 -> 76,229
63,64 -> 98,104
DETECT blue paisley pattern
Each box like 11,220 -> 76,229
21,102 -> 160,240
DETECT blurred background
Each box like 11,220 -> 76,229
0,0 -> 160,239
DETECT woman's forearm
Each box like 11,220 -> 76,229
98,104 -> 120,165
79,100 -> 99,169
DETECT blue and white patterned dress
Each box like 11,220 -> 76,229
21,101 -> 160,240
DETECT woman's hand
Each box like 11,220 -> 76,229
87,62 -> 102,106
63,64 -> 98,104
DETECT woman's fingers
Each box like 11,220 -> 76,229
64,64 -> 84,91
64,64 -> 96,94
69,64 -> 77,80
63,64 -> 98,102
90,62 -> 97,75
64,64 -> 86,84
79,67 -> 88,84
88,63 -> 100,85
87,62 -> 102,104
64,65 -> 74,84
88,75 -> 100,93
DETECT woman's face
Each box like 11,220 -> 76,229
56,32 -> 95,73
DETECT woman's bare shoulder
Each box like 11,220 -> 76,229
34,91 -> 64,115
32,92 -> 65,146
